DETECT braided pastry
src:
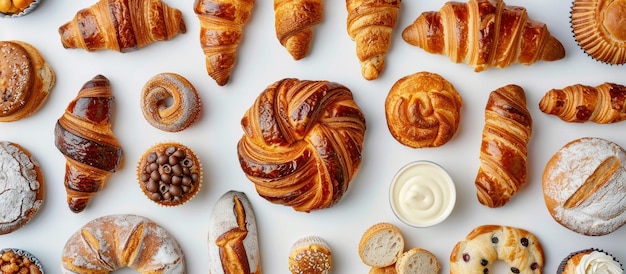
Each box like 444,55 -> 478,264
539,82 -> 626,124
237,78 -> 367,212
402,0 -> 565,72
141,73 -> 202,132
450,225 -> 544,274
385,72 -> 462,148
475,84 -> 532,208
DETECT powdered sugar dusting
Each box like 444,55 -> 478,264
543,137 -> 626,235
0,142 -> 42,234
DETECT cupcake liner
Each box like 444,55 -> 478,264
557,248 -> 623,274
136,141 -> 203,207
0,248 -> 44,273
0,0 -> 41,18
291,235 -> 330,251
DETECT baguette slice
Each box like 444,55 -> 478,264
359,222 -> 405,267
395,248 -> 441,274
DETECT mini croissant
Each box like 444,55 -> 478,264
274,0 -> 323,60
54,75 -> 124,213
194,0 -> 255,86
346,0 -> 401,80
402,0 -> 565,72
539,82 -> 626,124
475,85 -> 532,208
58,0 -> 186,53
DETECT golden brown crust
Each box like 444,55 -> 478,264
141,73 -> 202,132
370,265 -> 398,274
62,214 -> 185,273
385,71 -> 462,148
475,84 -> 532,208
359,222 -> 404,268
539,82 -> 626,123
0,41 -> 55,122
58,0 -> 186,53
237,78 -> 366,212
274,0 -> 323,60
54,75 -> 123,213
194,0 -> 254,86
571,0 -> 626,64
402,0 -> 565,72
346,0 -> 400,80
450,225 -> 544,274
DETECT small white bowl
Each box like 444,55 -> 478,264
389,161 -> 456,227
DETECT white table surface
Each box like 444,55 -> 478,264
2,0 -> 626,273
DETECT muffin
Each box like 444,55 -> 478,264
0,248 -> 44,273
137,142 -> 203,206
0,142 -> 44,235
558,248 -> 623,274
288,235 -> 332,274
571,0 -> 626,64
0,0 -> 40,17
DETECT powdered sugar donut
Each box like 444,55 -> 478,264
0,141 -> 44,235
141,73 -> 202,132
542,137 -> 626,236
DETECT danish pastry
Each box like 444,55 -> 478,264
385,72 -> 462,148
141,73 -> 202,132
571,0 -> 626,64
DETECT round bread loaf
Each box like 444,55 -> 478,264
0,141 -> 44,235
542,137 -> 626,236
0,40 -> 55,121
61,214 -> 185,273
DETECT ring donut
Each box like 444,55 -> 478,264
450,225 -> 544,274
141,73 -> 201,132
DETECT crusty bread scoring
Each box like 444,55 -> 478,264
359,222 -> 405,268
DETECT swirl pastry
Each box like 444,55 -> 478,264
141,73 -> 202,132
237,78 -> 367,212
54,75 -> 124,213
475,84 -> 532,208
385,72 -> 463,148
571,0 -> 626,64
0,40 -> 55,122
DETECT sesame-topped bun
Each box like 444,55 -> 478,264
288,235 -> 332,274
0,0 -> 40,17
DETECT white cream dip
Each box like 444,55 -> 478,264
389,161 -> 456,227
575,251 -> 623,274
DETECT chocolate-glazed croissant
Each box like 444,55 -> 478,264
539,82 -> 626,124
237,78 -> 367,212
58,0 -> 186,53
54,75 -> 124,213
402,0 -> 565,72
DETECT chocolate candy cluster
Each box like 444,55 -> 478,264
138,143 -> 202,206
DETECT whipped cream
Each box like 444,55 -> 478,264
389,161 -> 456,227
576,251 -> 623,274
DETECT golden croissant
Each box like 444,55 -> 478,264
475,85 -> 532,208
347,0 -> 401,80
237,78 -> 367,212
58,0 -> 186,53
54,75 -> 124,213
274,0 -> 323,60
402,0 -> 565,72
194,0 -> 255,86
539,82 -> 626,124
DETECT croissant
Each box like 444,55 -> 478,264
346,0 -> 401,80
539,82 -> 626,124
194,0 -> 255,86
475,84 -> 532,208
401,0 -> 565,72
58,0 -> 186,53
237,78 -> 367,212
274,0 -> 323,60
54,75 -> 124,213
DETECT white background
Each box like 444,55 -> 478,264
2,0 -> 626,273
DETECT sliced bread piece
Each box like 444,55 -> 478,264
359,222 -> 405,267
395,248 -> 441,274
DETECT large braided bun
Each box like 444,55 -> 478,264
237,78 -> 367,212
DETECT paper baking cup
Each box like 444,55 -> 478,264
0,248 -> 45,273
389,160 -> 456,227
1,0 -> 41,18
